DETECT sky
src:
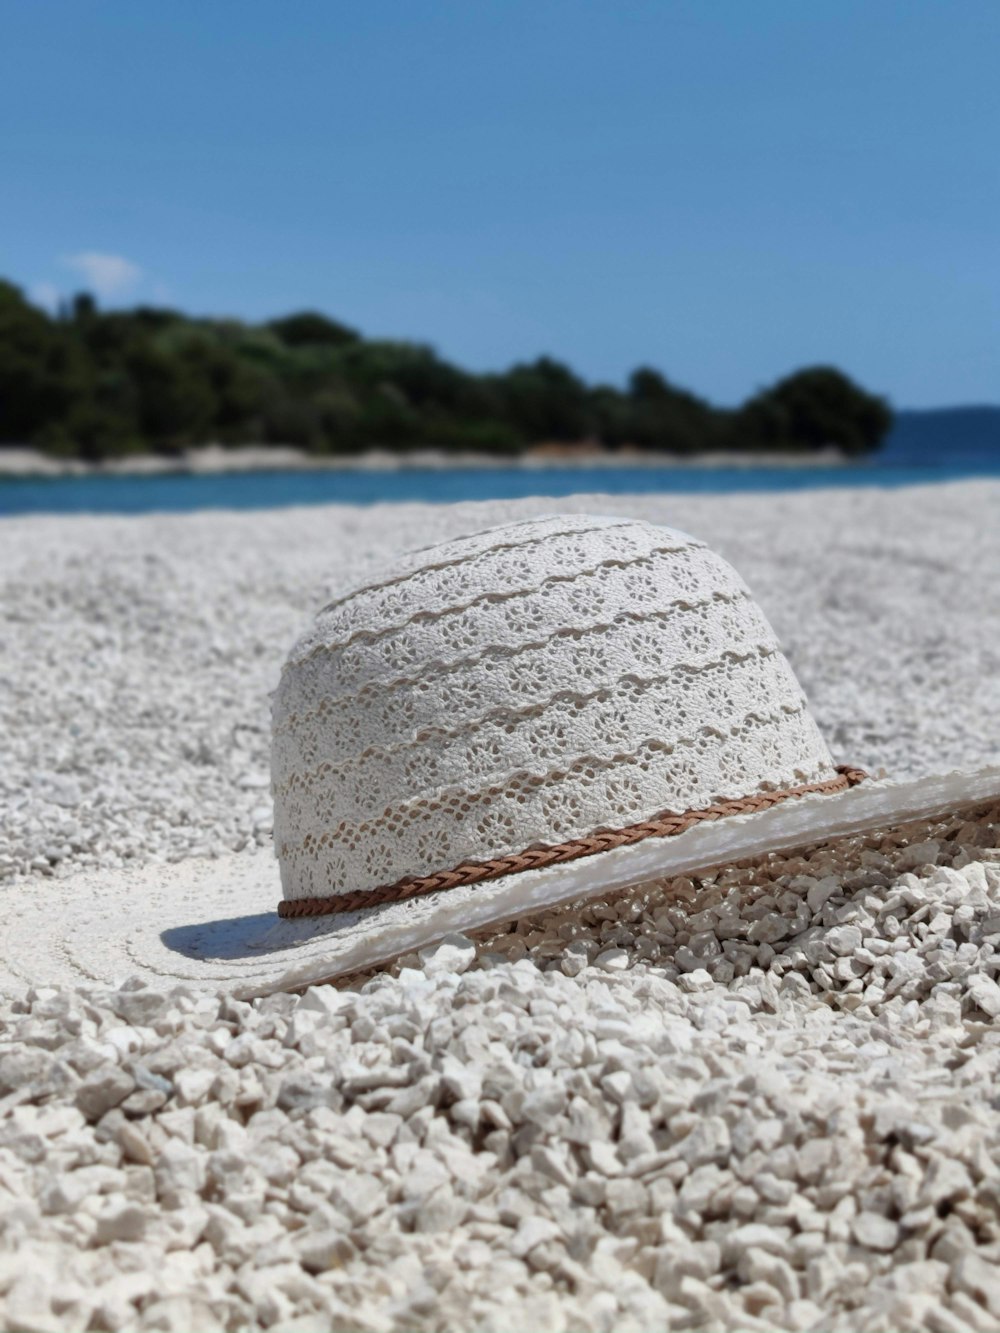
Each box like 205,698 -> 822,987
3,1 -> 998,409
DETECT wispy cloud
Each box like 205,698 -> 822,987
60,251 -> 143,301
29,282 -> 61,314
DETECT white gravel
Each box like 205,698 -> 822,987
2,481 -> 1000,1331
2,483 -> 998,886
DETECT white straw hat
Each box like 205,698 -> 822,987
3,513 -> 997,997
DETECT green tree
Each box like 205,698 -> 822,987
732,366 -> 891,455
0,282 -> 87,439
494,357 -> 592,441
126,344 -> 215,446
625,367 -> 720,453
588,384 -> 631,448
268,311 -> 360,347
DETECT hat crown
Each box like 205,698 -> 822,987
271,514 -> 836,902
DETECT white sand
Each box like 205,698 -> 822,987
2,481 -> 1000,1330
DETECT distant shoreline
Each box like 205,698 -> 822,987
0,442 -> 849,479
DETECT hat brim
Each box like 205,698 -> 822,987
3,765 -> 998,999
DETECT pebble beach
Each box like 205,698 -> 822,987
3,481 -> 1000,1331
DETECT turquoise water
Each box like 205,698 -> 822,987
1,456 -> 999,517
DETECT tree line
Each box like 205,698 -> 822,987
0,279 -> 893,460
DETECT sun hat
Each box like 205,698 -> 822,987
2,513 -> 997,997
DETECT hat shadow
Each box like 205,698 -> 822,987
160,910 -> 343,962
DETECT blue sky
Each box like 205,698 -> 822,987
4,1 -> 997,408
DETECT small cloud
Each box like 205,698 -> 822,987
30,282 -> 61,314
61,251 -> 143,301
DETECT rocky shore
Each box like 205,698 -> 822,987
0,442 -> 848,479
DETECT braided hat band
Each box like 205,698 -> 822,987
277,764 -> 868,918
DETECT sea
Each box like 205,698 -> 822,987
2,407 -> 997,517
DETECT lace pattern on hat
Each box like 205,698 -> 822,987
271,516 -> 838,902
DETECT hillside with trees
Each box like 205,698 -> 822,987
0,280 -> 893,461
